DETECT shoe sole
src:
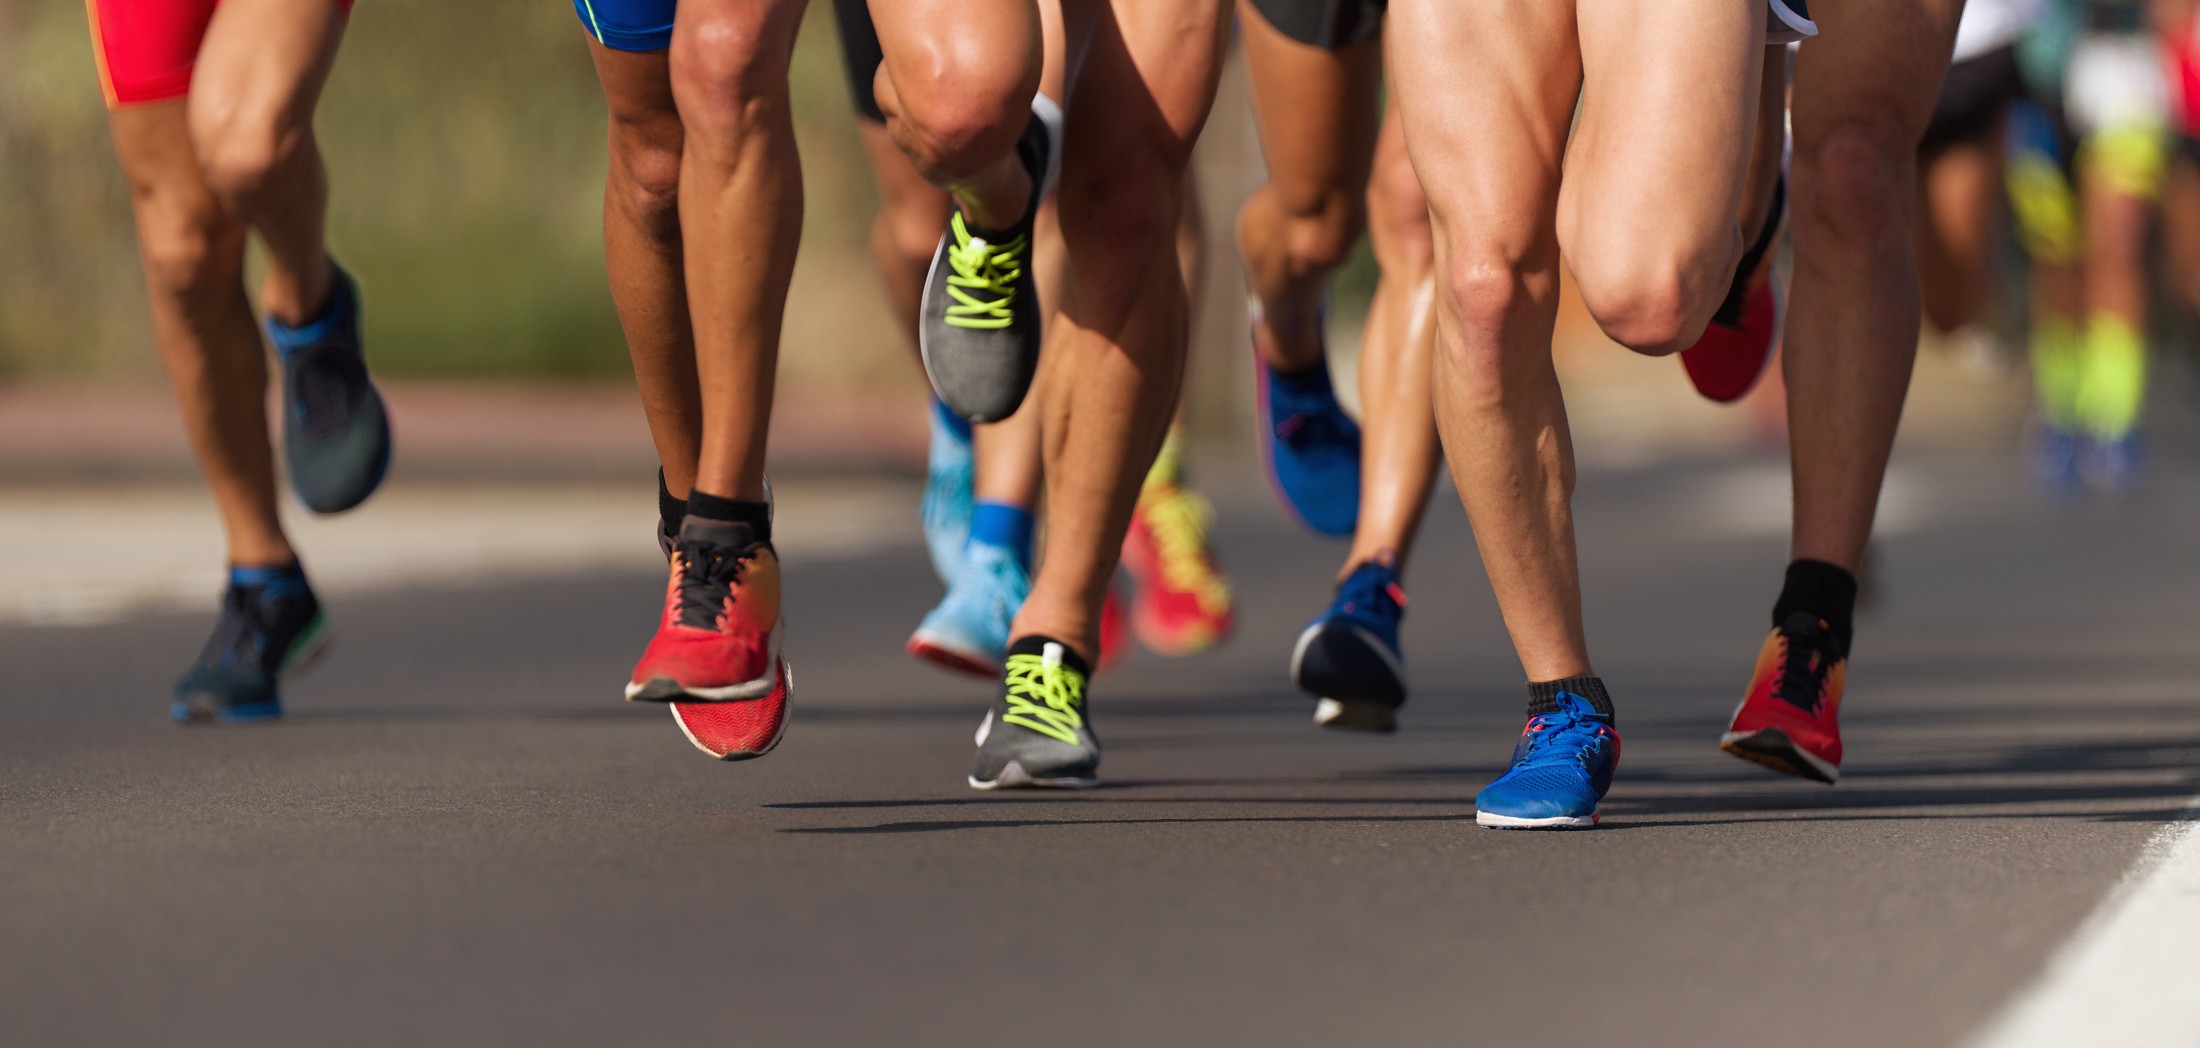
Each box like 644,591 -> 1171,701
670,659 -> 792,762
171,617 -> 332,725
626,672 -> 778,703
906,632 -> 1001,678
1719,728 -> 1840,784
968,760 -> 1098,791
1290,621 -> 1404,732
1475,810 -> 1599,829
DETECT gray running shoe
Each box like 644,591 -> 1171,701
969,637 -> 1099,789
920,95 -> 1063,423
267,261 -> 392,515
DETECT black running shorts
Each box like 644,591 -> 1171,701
1920,44 -> 2025,159
831,0 -> 887,123
1246,0 -> 1386,51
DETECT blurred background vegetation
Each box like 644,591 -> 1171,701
0,0 -> 940,390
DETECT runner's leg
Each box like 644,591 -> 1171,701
186,0 -> 346,326
586,40 -> 703,499
107,105 -> 290,569
1348,105 -> 1441,574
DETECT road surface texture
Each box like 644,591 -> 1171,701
3,450 -> 2194,1047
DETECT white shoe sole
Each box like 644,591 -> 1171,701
1475,810 -> 1599,829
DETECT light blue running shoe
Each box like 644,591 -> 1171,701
907,540 -> 1030,677
921,397 -> 975,584
1290,560 -> 1407,732
1474,693 -> 1621,830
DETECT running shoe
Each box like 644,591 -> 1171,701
921,398 -> 975,584
173,568 -> 328,724
1720,611 -> 1846,783
908,540 -> 1030,677
626,518 -> 781,702
921,96 -> 1063,423
2080,431 -> 2143,494
267,261 -> 392,515
2027,419 -> 2085,496
671,658 -> 792,761
1681,179 -> 1785,403
1475,693 -> 1621,829
970,638 -> 1099,789
1290,560 -> 1406,732
1121,477 -> 1233,656
1767,0 -> 1817,43
1097,579 -> 1129,674
1255,338 -> 1361,537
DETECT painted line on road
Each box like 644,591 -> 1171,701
1967,804 -> 2200,1048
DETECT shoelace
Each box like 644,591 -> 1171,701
1000,651 -> 1085,745
1517,711 -> 1611,770
1772,622 -> 1841,714
1137,485 -> 1228,610
943,213 -> 1027,330
673,539 -> 755,630
198,585 -> 282,669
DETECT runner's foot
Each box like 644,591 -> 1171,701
921,398 -> 975,584
921,97 -> 1063,422
1122,476 -> 1233,656
1475,691 -> 1621,829
1291,559 -> 1406,733
1681,179 -> 1786,403
1720,611 -> 1846,783
267,261 -> 392,515
671,658 -> 793,761
172,565 -> 328,724
627,516 -> 782,703
908,539 -> 1030,677
970,637 -> 1099,789
1254,326 -> 1361,537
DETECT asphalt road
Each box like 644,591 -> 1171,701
3,451 -> 2194,1048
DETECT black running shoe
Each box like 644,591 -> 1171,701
1291,560 -> 1407,732
970,636 -> 1099,789
921,96 -> 1063,423
173,566 -> 328,724
268,261 -> 392,515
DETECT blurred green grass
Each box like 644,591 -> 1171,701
0,0 -> 892,383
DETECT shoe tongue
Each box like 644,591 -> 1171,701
680,517 -> 755,550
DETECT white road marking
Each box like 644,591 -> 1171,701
1967,808 -> 2200,1048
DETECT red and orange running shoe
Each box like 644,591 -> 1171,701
1721,612 -> 1846,783
1681,179 -> 1786,403
627,518 -> 782,704
1121,477 -> 1234,657
671,658 -> 792,761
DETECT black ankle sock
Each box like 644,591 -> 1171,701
1772,559 -> 1857,652
1527,675 -> 1614,722
656,470 -> 687,535
1006,634 -> 1092,679
685,489 -> 771,546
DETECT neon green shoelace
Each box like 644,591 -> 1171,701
1001,650 -> 1085,745
943,211 -> 1027,330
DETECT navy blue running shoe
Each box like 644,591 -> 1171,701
267,261 -> 391,515
1255,341 -> 1360,538
173,566 -> 329,724
1290,560 -> 1407,732
1474,693 -> 1621,829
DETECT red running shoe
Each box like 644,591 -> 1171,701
671,658 -> 791,760
1097,580 -> 1129,674
1120,478 -> 1234,656
1681,179 -> 1786,403
1720,612 -> 1846,783
627,518 -> 782,703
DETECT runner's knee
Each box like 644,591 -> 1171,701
1061,150 -> 1183,310
1247,179 -> 1366,275
189,111 -> 301,205
1572,249 -> 1722,356
135,192 -> 246,302
608,124 -> 682,245
1366,160 -> 1433,275
1437,249 -> 1551,396
877,54 -> 1037,183
669,6 -> 797,149
1798,121 -> 1916,256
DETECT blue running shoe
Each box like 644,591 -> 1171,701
267,261 -> 391,515
1290,560 -> 1407,732
1256,347 -> 1361,538
908,540 -> 1030,677
1474,693 -> 1621,829
173,567 -> 329,724
921,397 -> 975,585
2080,431 -> 2142,495
2026,419 -> 2083,497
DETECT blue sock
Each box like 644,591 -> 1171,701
230,562 -> 306,595
969,501 -> 1034,570
266,264 -> 351,357
931,395 -> 974,443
